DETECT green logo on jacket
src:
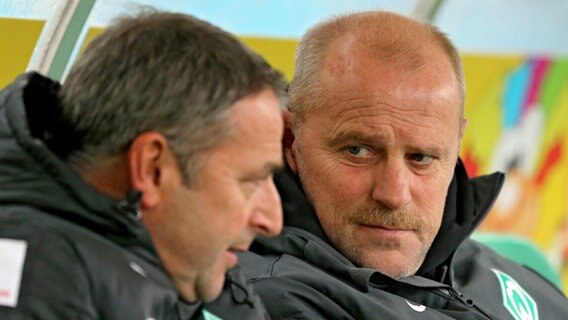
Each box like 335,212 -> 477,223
492,269 -> 538,320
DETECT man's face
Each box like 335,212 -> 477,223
149,89 -> 284,302
288,44 -> 463,278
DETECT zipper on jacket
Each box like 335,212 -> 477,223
447,287 -> 495,319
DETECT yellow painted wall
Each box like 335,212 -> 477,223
0,18 -> 44,89
240,36 -> 297,81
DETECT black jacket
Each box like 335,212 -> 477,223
0,73 -> 267,320
235,161 -> 568,319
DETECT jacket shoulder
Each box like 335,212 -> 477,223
0,219 -> 96,319
206,251 -> 331,319
0,208 -> 180,320
453,239 -> 568,319
237,250 -> 282,279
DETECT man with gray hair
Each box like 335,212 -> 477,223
233,10 -> 568,319
0,10 -> 285,319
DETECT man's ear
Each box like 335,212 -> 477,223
128,132 -> 170,210
282,110 -> 299,173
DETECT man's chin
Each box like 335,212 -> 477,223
351,251 -> 424,278
174,278 -> 223,303
196,272 -> 227,303
177,286 -> 199,304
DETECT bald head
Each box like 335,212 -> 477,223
289,11 -> 464,123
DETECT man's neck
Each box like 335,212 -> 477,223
74,156 -> 131,200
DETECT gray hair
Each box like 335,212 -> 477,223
59,9 -> 287,182
289,11 -> 464,124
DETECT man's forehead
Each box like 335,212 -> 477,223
316,59 -> 460,117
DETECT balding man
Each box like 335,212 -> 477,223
228,11 -> 568,319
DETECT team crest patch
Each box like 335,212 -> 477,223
491,268 -> 539,320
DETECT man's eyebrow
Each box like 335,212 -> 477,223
407,146 -> 446,157
327,131 -> 383,148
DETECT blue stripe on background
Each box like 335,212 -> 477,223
503,60 -> 533,128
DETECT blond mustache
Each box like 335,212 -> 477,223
348,206 -> 422,231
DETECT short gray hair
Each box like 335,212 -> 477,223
58,10 -> 287,182
289,11 -> 464,124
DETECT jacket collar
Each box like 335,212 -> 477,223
419,160 -> 504,276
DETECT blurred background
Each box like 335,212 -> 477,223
1,0 -> 568,290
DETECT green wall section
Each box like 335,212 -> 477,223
47,0 -> 95,81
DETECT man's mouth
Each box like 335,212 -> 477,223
372,224 -> 411,231
225,250 -> 239,268
225,245 -> 249,268
358,223 -> 413,238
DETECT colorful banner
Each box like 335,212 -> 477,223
461,54 -> 568,289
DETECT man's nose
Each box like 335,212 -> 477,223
371,160 -> 412,210
250,179 -> 283,237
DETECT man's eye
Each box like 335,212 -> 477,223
346,146 -> 370,157
410,153 -> 434,164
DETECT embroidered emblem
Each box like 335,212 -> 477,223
202,309 -> 223,320
405,299 -> 426,312
492,268 -> 539,320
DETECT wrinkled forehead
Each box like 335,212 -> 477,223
327,71 -> 458,103
318,43 -> 461,117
